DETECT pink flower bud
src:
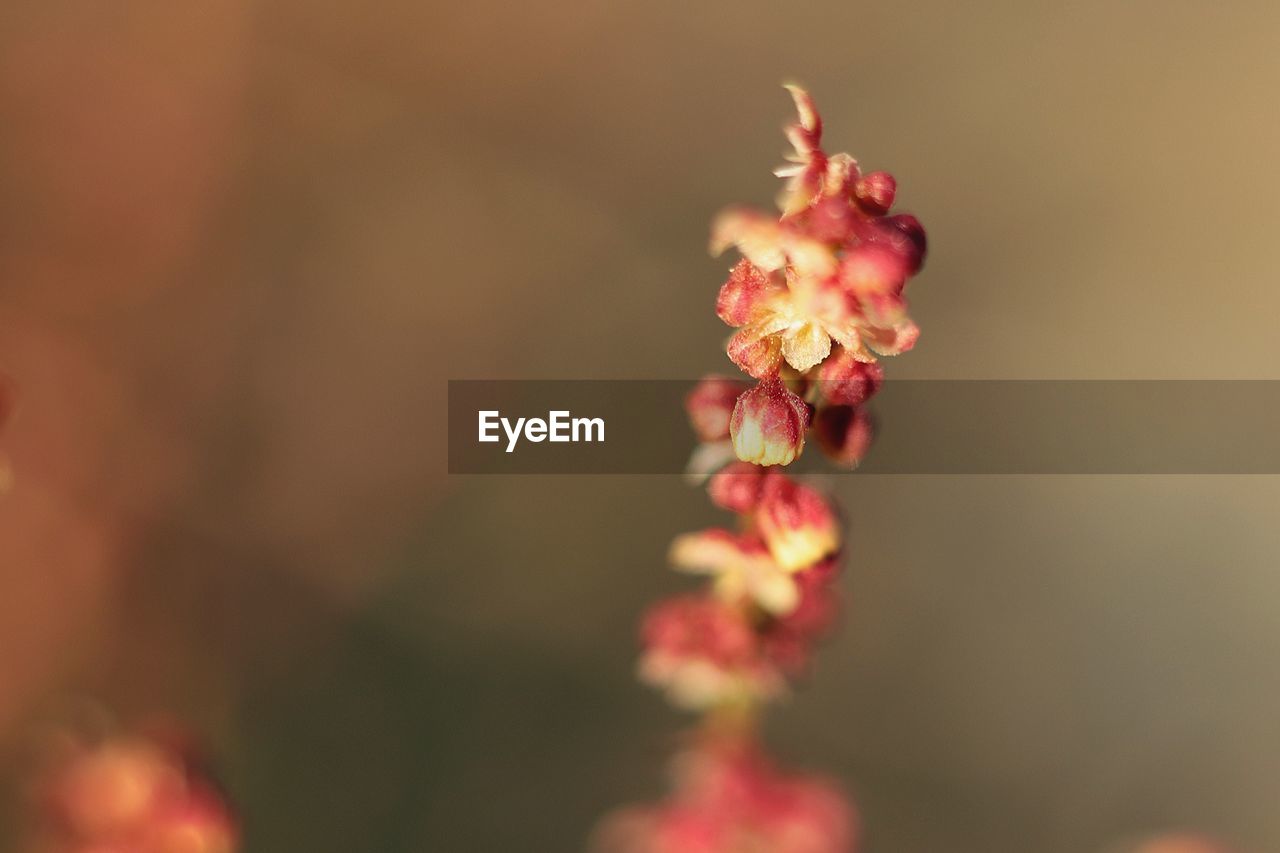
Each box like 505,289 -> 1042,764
685,376 -> 747,443
854,170 -> 896,214
818,349 -> 884,406
837,243 -> 910,326
755,474 -> 840,571
814,404 -> 876,468
730,378 -> 809,467
886,213 -> 927,273
707,462 -> 768,514
857,212 -> 927,275
716,260 -> 776,326
639,595 -> 781,709
641,596 -> 757,669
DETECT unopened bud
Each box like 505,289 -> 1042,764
707,461 -> 768,514
885,213 -> 927,273
818,349 -> 884,406
685,376 -> 747,442
813,405 -> 876,468
837,243 -> 910,325
730,378 -> 809,467
854,170 -> 896,215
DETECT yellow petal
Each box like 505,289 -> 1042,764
710,209 -> 787,271
747,564 -> 801,615
669,530 -> 744,575
780,322 -> 832,372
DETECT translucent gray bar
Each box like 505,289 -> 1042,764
448,380 -> 1280,474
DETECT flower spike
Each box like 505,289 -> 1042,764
598,83 -> 929,853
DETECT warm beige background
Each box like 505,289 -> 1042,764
1,1 -> 1279,850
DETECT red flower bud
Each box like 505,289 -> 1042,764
707,461 -> 768,514
814,405 -> 876,468
818,349 -> 884,406
685,376 -> 747,442
837,243 -> 910,325
641,595 -> 756,667
638,595 -> 781,708
716,260 -> 776,326
854,170 -> 896,215
755,474 -> 840,571
856,213 -> 927,275
885,213 -> 927,273
730,378 -> 810,467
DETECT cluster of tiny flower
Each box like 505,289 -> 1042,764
596,86 -> 927,852
30,729 -> 238,853
692,84 -> 925,473
640,456 -> 841,710
593,736 -> 855,853
596,395 -> 852,853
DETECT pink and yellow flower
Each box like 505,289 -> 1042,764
594,738 -> 858,853
669,528 -> 801,616
710,85 -> 925,378
638,595 -> 783,710
754,475 -> 841,572
603,83 -> 929,852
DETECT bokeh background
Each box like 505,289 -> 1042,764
2,0 -> 1280,850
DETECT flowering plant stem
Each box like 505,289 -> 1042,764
594,85 -> 928,853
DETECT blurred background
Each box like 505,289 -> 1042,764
2,0 -> 1280,850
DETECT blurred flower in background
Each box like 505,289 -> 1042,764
593,735 -> 856,853
23,719 -> 237,853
